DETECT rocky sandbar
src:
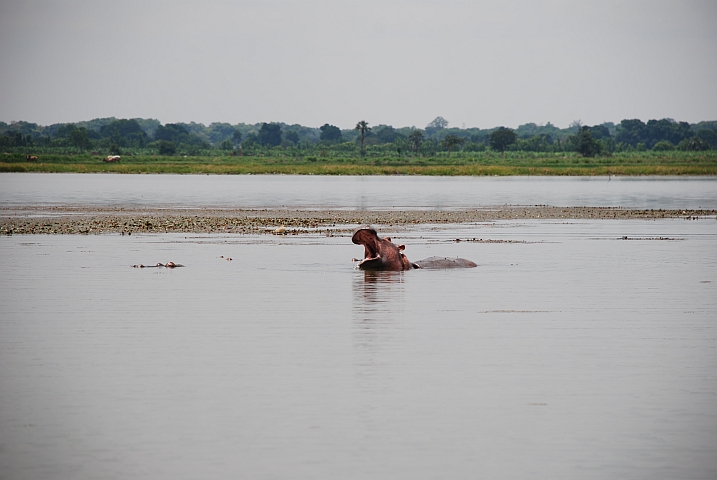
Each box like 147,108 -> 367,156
1,206 -> 714,235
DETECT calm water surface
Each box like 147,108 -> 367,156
1,219 -> 716,479
1,173 -> 716,209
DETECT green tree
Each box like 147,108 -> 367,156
355,120 -> 371,157
614,118 -> 691,148
220,139 -> 234,151
99,119 -> 148,147
425,116 -> 448,136
615,119 -> 647,147
242,133 -> 259,148
206,123 -> 236,144
284,130 -> 299,145
652,140 -> 675,151
573,126 -> 600,157
55,123 -> 79,140
516,134 -> 553,152
258,123 -> 282,147
589,124 -> 611,140
158,140 -> 177,155
463,141 -> 486,152
696,129 -> 717,148
408,130 -> 424,155
374,126 -> 400,144
69,127 -> 92,152
319,124 -> 342,143
488,127 -> 517,154
645,119 -> 692,147
154,123 -> 189,143
394,137 -> 409,157
232,129 -> 243,145
441,134 -> 465,156
678,137 -> 711,151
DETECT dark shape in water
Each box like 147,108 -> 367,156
132,262 -> 184,268
412,256 -> 478,269
352,227 -> 476,271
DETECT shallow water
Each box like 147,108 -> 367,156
1,173 -> 716,209
1,219 -> 716,479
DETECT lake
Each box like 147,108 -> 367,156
1,175 -> 716,479
1,173 -> 716,209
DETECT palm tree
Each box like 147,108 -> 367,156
394,137 -> 409,158
441,134 -> 465,157
408,130 -> 424,156
355,120 -> 371,157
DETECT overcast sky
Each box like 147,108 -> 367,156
1,0 -> 715,130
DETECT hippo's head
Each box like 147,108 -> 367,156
352,227 -> 415,271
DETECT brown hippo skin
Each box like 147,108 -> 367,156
352,227 -> 478,270
352,227 -> 415,270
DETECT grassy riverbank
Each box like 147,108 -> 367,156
2,151 -> 716,175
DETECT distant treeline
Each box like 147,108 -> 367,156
1,116 -> 715,158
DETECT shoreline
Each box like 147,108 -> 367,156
2,163 -> 716,176
2,206 -> 714,235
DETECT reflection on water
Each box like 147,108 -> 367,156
352,270 -> 405,377
351,271 -> 408,437
354,270 -> 405,307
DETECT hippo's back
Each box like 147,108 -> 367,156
413,256 -> 477,269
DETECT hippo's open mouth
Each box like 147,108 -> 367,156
352,227 -> 413,271
361,239 -> 379,262
352,227 -> 381,264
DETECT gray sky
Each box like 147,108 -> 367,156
1,0 -> 715,129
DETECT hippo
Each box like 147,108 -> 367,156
352,227 -> 477,271
352,227 -> 415,270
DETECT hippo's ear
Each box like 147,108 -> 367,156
352,227 -> 378,245
398,244 -> 405,251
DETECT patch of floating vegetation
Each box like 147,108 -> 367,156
618,236 -> 683,241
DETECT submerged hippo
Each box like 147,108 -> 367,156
352,227 -> 477,271
132,262 -> 184,268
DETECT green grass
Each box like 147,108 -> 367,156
2,151 -> 716,175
